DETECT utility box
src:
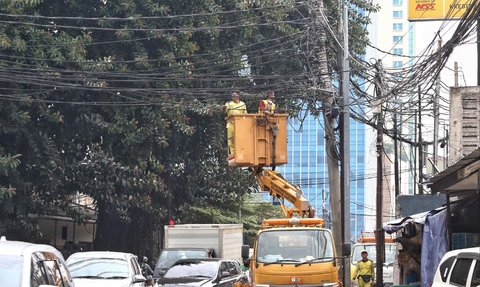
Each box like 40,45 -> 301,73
227,114 -> 288,167
164,224 -> 243,261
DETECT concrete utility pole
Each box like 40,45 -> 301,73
316,0 -> 342,265
338,0 -> 351,286
394,98 -> 400,198
454,62 -> 459,87
433,38 -> 442,173
418,87 -> 424,194
374,60 -> 384,287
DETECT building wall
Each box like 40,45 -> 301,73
449,87 -> 480,164
38,217 -> 96,251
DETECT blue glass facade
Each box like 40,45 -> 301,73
277,111 -> 366,242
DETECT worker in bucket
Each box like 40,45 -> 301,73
352,250 -> 375,287
225,91 -> 247,155
258,90 -> 276,115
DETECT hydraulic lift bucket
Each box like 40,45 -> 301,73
227,114 -> 288,167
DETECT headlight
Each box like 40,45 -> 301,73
253,284 -> 270,287
322,283 -> 340,287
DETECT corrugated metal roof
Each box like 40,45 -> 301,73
428,148 -> 479,194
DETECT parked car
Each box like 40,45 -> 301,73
0,236 -> 75,287
153,248 -> 214,279
66,251 -> 146,287
432,246 -> 480,287
156,258 -> 248,287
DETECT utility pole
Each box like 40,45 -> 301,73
315,0 -> 342,266
374,60 -> 384,287
394,98 -> 400,198
454,62 -> 459,87
433,38 -> 442,173
418,87 -> 423,194
338,0 -> 350,286
413,110 -> 417,195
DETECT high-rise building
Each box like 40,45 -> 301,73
363,0 -> 416,230
277,0 -> 416,238
277,109 -> 366,242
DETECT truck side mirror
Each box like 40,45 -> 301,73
342,243 -> 351,257
241,245 -> 249,259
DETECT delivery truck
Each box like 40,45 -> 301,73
163,223 -> 244,261
153,224 -> 244,279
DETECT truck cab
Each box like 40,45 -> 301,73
244,218 -> 340,287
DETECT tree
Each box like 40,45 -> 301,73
0,0 -> 378,257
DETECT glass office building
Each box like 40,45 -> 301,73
277,111 -> 366,242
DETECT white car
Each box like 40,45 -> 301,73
66,251 -> 146,287
432,247 -> 480,287
0,236 -> 75,287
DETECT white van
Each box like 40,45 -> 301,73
432,247 -> 480,287
0,236 -> 75,287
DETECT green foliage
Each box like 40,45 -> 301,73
0,0 -> 376,255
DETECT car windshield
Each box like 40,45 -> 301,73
156,250 -> 209,269
164,261 -> 218,279
67,257 -> 129,279
0,255 -> 23,287
256,229 -> 335,263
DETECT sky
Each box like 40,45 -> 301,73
414,20 -> 477,87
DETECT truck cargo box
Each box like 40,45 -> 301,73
164,224 -> 243,262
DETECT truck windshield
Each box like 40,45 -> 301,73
256,229 -> 334,263
351,244 -> 396,265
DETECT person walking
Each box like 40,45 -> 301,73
352,250 -> 375,287
258,90 -> 276,115
141,256 -> 154,286
225,91 -> 247,155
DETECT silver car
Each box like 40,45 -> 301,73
66,251 -> 146,287
0,236 -> 75,287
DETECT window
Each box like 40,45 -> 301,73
393,0 -> 403,5
393,61 -> 403,68
31,251 -> 73,287
56,260 -> 74,287
438,256 -> 456,282
226,261 -> 239,275
472,260 -> 480,286
31,253 -> 49,287
393,48 -> 403,55
130,257 -> 141,275
61,226 -> 68,240
393,11 -> 403,18
393,23 -> 403,30
393,36 -> 403,43
450,258 -> 473,286
220,262 -> 230,277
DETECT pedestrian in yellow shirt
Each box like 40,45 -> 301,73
352,250 -> 375,287
225,91 -> 247,155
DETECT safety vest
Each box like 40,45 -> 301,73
258,99 -> 275,114
226,101 -> 247,116
355,259 -> 375,277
